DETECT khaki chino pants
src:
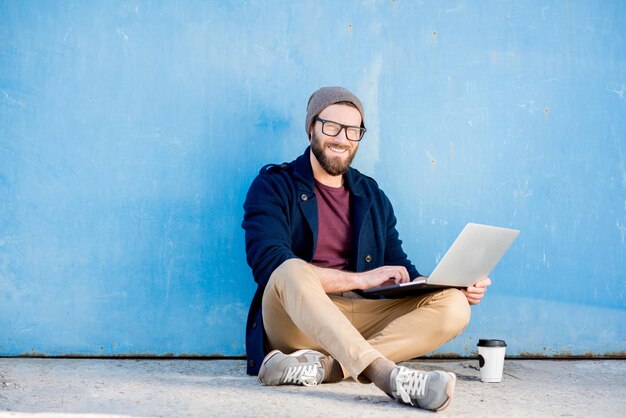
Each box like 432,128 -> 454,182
262,258 -> 471,379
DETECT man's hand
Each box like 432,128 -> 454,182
356,265 -> 411,290
462,277 -> 492,305
308,264 -> 411,293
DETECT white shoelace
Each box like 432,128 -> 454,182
282,364 -> 319,386
395,367 -> 428,405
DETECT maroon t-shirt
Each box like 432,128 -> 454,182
311,179 -> 352,270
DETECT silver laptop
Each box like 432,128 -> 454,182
363,223 -> 520,297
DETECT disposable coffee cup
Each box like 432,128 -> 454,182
477,339 -> 507,383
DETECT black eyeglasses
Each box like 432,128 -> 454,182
313,117 -> 367,142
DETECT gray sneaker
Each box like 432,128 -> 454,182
258,349 -> 326,386
390,366 -> 456,411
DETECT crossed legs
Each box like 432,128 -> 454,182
262,258 -> 471,380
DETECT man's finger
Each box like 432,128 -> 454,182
475,277 -> 492,288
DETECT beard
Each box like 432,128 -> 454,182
310,131 -> 358,176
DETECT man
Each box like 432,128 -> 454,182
242,86 -> 491,411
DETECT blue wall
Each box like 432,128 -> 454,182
1,1 -> 624,357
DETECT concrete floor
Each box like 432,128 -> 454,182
0,358 -> 624,417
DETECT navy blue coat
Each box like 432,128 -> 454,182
242,147 -> 420,375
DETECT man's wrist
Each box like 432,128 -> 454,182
341,270 -> 365,291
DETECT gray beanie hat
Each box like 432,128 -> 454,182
305,86 -> 365,135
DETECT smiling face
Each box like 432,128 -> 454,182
309,103 -> 362,183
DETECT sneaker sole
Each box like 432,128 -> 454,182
434,372 -> 457,412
